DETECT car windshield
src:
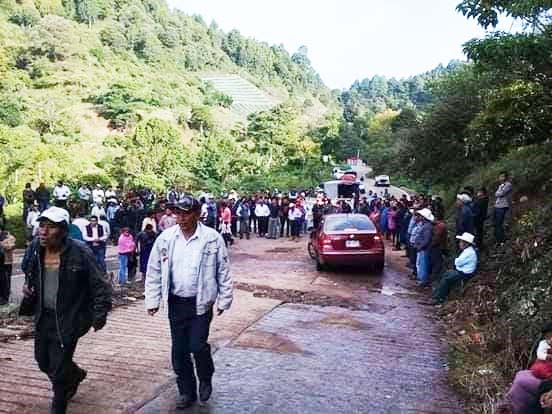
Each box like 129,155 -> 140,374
324,215 -> 375,232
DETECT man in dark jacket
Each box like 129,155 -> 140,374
20,207 -> 112,414
473,188 -> 489,250
455,193 -> 475,237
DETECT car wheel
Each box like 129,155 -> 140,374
373,261 -> 384,274
307,241 -> 317,260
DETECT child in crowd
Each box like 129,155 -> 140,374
530,323 -> 552,380
117,227 -> 135,286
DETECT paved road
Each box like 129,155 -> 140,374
1,236 -> 463,414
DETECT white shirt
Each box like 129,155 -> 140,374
170,226 -> 203,297
83,224 -> 108,244
105,190 -> 116,199
91,205 -> 106,218
26,210 -> 40,228
454,245 -> 478,275
92,189 -> 105,205
78,187 -> 91,201
537,340 -> 551,361
72,217 -> 90,235
99,220 -> 111,238
255,204 -> 270,217
53,185 -> 70,200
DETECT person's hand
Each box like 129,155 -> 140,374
148,308 -> 159,316
217,308 -> 224,316
22,284 -> 34,299
93,319 -> 106,332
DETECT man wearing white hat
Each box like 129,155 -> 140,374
20,206 -> 112,414
413,208 -> 434,287
432,232 -> 478,305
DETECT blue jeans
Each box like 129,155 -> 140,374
118,254 -> 128,284
90,244 -> 106,272
416,250 -> 430,284
494,207 -> 508,243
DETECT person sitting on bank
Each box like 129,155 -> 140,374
431,232 -> 478,305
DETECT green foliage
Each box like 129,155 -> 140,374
0,94 -> 24,127
8,7 -> 41,27
90,83 -> 151,129
188,105 -> 214,133
104,118 -> 191,190
200,81 -> 233,108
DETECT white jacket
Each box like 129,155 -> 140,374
145,223 -> 233,315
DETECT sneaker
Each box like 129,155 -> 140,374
199,380 -> 213,402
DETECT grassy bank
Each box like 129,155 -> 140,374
440,142 -> 552,413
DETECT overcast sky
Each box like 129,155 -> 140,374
167,0 -> 516,89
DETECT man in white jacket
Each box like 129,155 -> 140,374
145,195 -> 232,409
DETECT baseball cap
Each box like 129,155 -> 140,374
37,207 -> 70,225
174,195 -> 201,212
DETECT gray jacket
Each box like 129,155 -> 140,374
145,223 -> 233,315
495,181 -> 513,209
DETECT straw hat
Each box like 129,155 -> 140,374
455,232 -> 475,245
416,208 -> 434,223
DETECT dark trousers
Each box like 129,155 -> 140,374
168,295 -> 214,398
474,220 -> 485,250
35,311 -> 82,414
494,207 -> 508,243
280,216 -> 289,237
250,216 -> 257,233
54,199 -> 67,209
408,244 -> 417,273
432,269 -> 473,302
258,216 -> 268,236
429,247 -> 443,281
0,264 -> 12,303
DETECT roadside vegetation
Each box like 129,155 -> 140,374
1,0 -> 551,411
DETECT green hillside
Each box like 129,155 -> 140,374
0,0 -> 338,199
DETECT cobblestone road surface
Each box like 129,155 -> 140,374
1,236 -> 464,413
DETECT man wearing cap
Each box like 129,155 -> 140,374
145,196 -> 232,409
432,232 -> 478,305
20,206 -> 112,414
413,208 -> 434,287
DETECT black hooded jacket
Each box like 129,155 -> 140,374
21,237 -> 112,345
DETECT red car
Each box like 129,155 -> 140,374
308,213 -> 385,272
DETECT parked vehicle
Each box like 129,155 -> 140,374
308,214 -> 385,273
374,175 -> 391,187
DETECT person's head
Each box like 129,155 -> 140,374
57,180 -> 63,186
455,232 -> 475,250
499,171 -> 509,183
37,207 -> 70,249
174,196 -> 201,233
542,323 -> 552,346
89,215 -> 99,226
476,187 -> 488,198
25,182 -> 31,189
165,207 -> 172,215
456,193 -> 471,207
145,223 -> 154,233
121,226 -> 130,236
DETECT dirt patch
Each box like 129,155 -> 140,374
264,247 -> 301,254
319,314 -> 372,330
235,282 -> 364,310
232,329 -> 308,354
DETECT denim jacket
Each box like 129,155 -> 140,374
145,223 -> 233,315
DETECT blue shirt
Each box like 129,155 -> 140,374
455,246 -> 478,274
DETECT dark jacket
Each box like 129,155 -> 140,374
456,204 -> 475,235
474,197 -> 489,227
413,221 -> 432,251
20,237 -> 112,346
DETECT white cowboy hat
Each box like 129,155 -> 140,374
457,193 -> 472,203
416,208 -> 434,222
456,232 -> 475,245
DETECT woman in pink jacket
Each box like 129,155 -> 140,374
117,227 -> 136,285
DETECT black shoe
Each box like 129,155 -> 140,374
199,380 -> 212,402
176,394 -> 196,410
65,368 -> 87,402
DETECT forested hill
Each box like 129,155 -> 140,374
0,0 -> 339,199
